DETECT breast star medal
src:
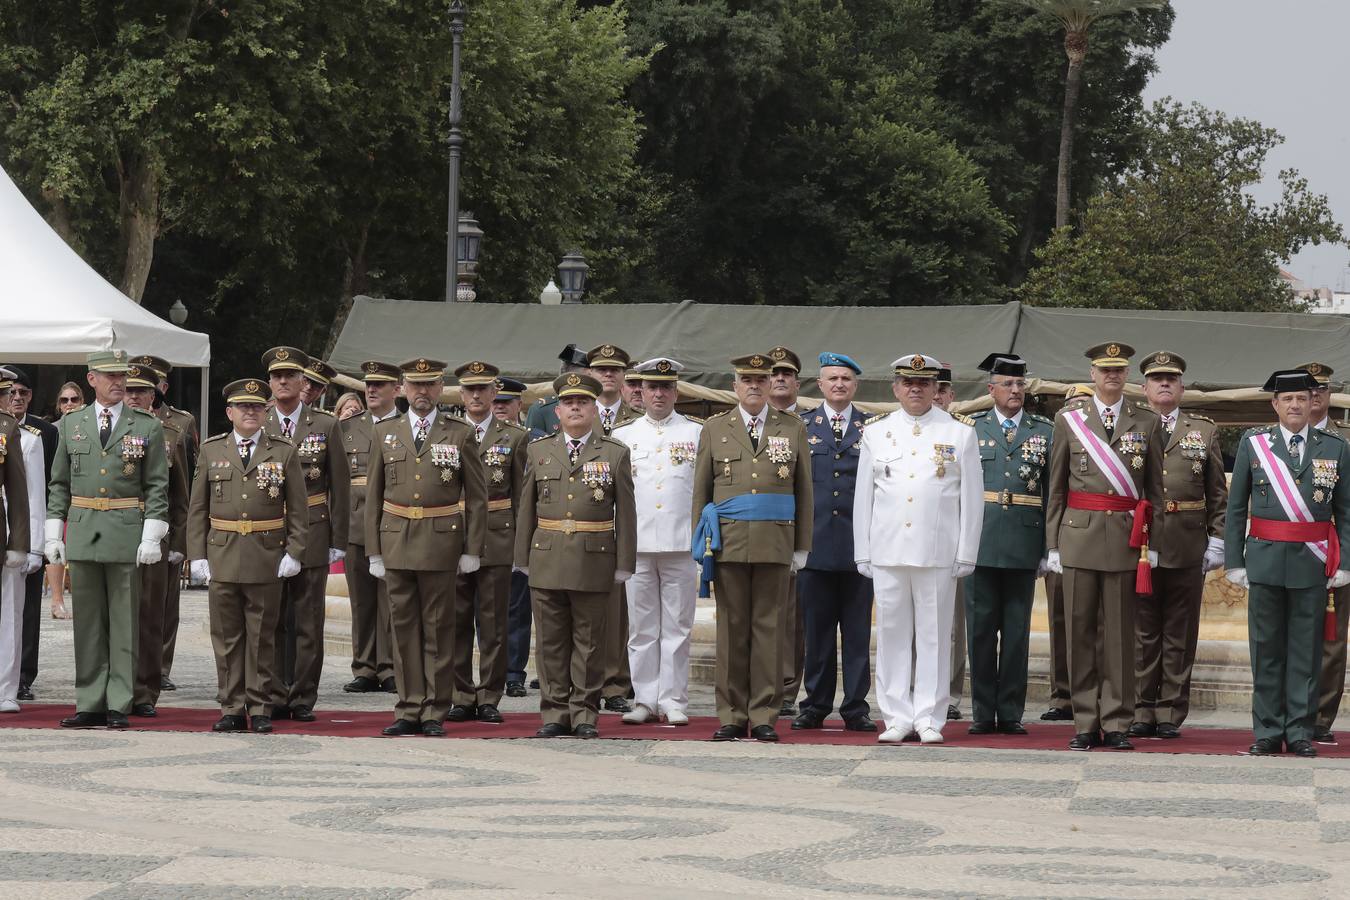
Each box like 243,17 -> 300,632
122,462 -> 134,476
307,465 -> 321,481
1315,488 -> 1326,504
1130,456 -> 1143,470
269,485 -> 280,499
441,468 -> 454,483
593,487 -> 604,501
491,469 -> 504,484
776,464 -> 789,480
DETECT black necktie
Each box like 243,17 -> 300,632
99,409 -> 112,446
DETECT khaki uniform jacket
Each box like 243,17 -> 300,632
514,430 -> 637,592
187,432 -> 308,583
471,416 -> 528,567
1046,396 -> 1165,573
158,404 -> 198,473
1153,412 -> 1227,569
365,412 -> 488,571
691,408 -> 812,565
0,412 -> 30,554
161,419 -> 190,558
338,411 -> 398,550
264,405 -> 349,567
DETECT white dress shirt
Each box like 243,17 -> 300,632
93,400 -> 123,437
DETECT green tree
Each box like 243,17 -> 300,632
1019,101 -> 1347,312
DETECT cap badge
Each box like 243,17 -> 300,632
364,361 -> 378,373
749,355 -> 765,368
276,349 -> 289,361
657,361 -> 671,373
1310,363 -> 1323,375
245,381 -> 260,393
566,373 -> 581,387
600,345 -> 615,358
415,359 -> 430,372
1106,343 -> 1120,358
1156,352 -> 1170,365
114,350 -> 125,361
771,348 -> 786,361
128,366 -> 141,378
469,361 -> 485,374
910,354 -> 924,370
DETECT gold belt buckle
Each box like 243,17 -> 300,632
408,506 -> 424,520
561,519 -> 577,535
238,520 -> 254,535
1000,490 -> 1013,508
94,497 -> 111,511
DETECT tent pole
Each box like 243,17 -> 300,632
199,367 -> 209,443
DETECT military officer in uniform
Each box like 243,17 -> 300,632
448,361 -> 527,724
1046,342 -> 1164,751
516,372 -> 636,738
187,379 -> 307,733
0,368 -> 41,713
301,358 -> 338,409
1127,352 -> 1226,740
367,358 -> 488,736
525,344 -> 589,439
966,354 -> 1053,734
45,350 -> 169,729
622,368 -> 645,414
855,354 -> 982,744
262,347 -> 350,721
765,346 -> 807,716
124,365 -> 189,717
339,361 -> 402,694
1226,369 -> 1350,757
495,377 -> 535,696
693,353 -> 812,742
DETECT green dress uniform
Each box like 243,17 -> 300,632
48,355 -> 170,718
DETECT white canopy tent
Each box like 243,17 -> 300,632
0,165 -> 210,433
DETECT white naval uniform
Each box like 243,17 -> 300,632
612,411 -> 702,715
853,406 -> 982,734
1,427 -> 44,701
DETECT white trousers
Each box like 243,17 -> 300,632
873,565 -> 956,733
0,567 -> 25,701
627,552 -> 697,714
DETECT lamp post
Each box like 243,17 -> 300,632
454,213 -> 484,302
557,250 -> 589,304
444,0 -> 468,302
167,299 -> 187,406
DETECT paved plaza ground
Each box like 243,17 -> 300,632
2,589 -> 1349,897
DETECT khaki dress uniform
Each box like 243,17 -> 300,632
0,411 -> 31,566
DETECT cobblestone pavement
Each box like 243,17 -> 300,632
4,590 -> 1349,898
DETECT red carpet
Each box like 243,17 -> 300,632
2,704 -> 1347,756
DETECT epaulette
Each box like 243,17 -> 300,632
951,412 -> 975,426
1319,427 -> 1347,444
129,406 -> 156,417
600,435 -> 629,449
685,414 -> 704,424
1182,412 -> 1214,424
1061,396 -> 1090,411
499,419 -> 526,432
1133,402 -> 1159,417
968,410 -> 989,420
268,433 -> 295,446
864,413 -> 887,425
707,409 -> 735,422
0,411 -> 17,425
22,423 -> 41,436
529,433 -> 555,445
308,407 -> 336,422
1028,413 -> 1053,425
202,431 -> 231,445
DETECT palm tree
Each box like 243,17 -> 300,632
1011,0 -> 1164,230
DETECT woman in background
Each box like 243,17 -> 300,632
334,391 -> 365,421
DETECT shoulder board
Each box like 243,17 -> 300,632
270,434 -> 295,445
951,412 -> 974,426
498,419 -> 526,431
1028,413 -> 1053,425
0,411 -> 17,426
308,408 -> 336,422
685,414 -> 704,424
1060,397 -> 1090,411
864,413 -> 886,425
130,406 -> 156,417
599,435 -> 629,450
529,433 -> 555,445
1320,427 -> 1347,444
968,410 -> 989,420
708,409 -> 735,422
22,423 -> 41,436
202,432 -> 231,445
1183,412 -> 1214,424
1133,402 -> 1159,418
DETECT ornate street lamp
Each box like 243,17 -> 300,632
444,0 -> 468,302
557,250 -> 589,304
454,213 -> 484,302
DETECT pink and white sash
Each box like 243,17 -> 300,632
1248,431 -> 1328,564
1063,408 -> 1139,500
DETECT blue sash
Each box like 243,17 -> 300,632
691,494 -> 796,598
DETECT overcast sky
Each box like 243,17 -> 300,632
1141,0 -> 1350,289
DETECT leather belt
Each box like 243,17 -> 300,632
537,517 -> 613,535
71,496 -> 144,512
488,498 -> 513,512
1163,499 -> 1206,513
307,492 -> 328,508
382,500 -> 463,521
210,516 -> 285,535
983,490 -> 1040,508
349,476 -> 368,487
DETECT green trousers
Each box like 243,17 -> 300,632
966,567 -> 1036,725
69,561 -> 140,714
1248,582 -> 1324,744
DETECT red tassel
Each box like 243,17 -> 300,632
1326,594 -> 1338,642
1135,559 -> 1153,597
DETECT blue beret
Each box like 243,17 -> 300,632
818,352 -> 861,375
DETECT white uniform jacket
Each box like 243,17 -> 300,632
613,412 -> 703,554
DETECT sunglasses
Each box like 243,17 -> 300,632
59,396 -> 81,404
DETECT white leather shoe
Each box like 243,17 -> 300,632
878,726 -> 906,744
622,703 -> 655,725
0,699 -> 19,713
661,708 -> 689,726
918,726 -> 944,744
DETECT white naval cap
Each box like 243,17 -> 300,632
632,357 -> 684,381
890,354 -> 942,378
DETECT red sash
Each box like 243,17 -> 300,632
1066,490 -> 1154,595
1249,517 -> 1339,577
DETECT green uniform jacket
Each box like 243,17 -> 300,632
187,431 -> 308,583
1225,424 -> 1350,589
514,430 -> 637,592
0,412 -> 31,554
690,408 -> 812,565
525,396 -> 559,439
48,405 -> 169,563
365,412 -> 488,572
264,405 -> 350,568
475,416 -> 528,567
972,409 -> 1054,571
1154,412 -> 1227,569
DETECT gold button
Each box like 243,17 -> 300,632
907,497 -> 913,503
751,489 -> 758,494
832,510 -> 839,516
1106,510 -> 1113,517
566,512 -> 573,518
833,491 -> 839,497
242,512 -> 249,519
242,493 -> 248,500
1162,469 -> 1167,476
567,494 -> 574,500
415,473 -> 421,480
905,522 -> 911,528
414,493 -> 421,499
102,451 -> 108,457
752,473 -> 758,479
99,487 -> 107,494
569,477 -> 576,482
834,472 -> 840,477
100,468 -> 107,475
655,503 -> 662,509
1108,489 -> 1114,495
656,465 -> 663,471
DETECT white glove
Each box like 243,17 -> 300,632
790,550 -> 808,574
167,551 -> 185,565
43,519 -> 65,565
953,562 -> 976,580
1036,557 -> 1049,578
1225,567 -> 1248,589
136,519 -> 169,566
614,568 -> 632,584
458,554 -> 481,575
513,566 -> 529,577
277,554 -> 302,579
1329,570 -> 1350,589
328,547 -> 346,565
3,550 -> 24,569
20,552 -> 43,576
368,555 -> 387,579
190,559 -> 211,584
1147,550 -> 1158,569
1046,550 -> 1062,574
1202,536 -> 1224,573
856,561 -> 873,579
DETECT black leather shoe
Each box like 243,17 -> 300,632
1127,722 -> 1156,738
106,711 -> 129,729
844,716 -> 878,733
61,711 -> 107,729
1248,736 -> 1282,756
713,724 -> 747,741
1157,722 -> 1181,739
1040,707 -> 1072,721
1313,726 -> 1336,744
529,678 -> 540,689
477,704 -> 503,724
271,706 -> 291,721
131,703 -> 157,718
779,701 -> 797,717
751,725 -> 779,743
160,676 -> 177,692
421,720 -> 446,737
573,723 -> 599,739
382,719 -> 420,737
16,685 -> 33,702
535,722 -> 569,738
602,696 -> 632,713
1102,731 -> 1133,750
791,710 -> 825,730
251,716 -> 273,734
290,705 -> 316,722
968,721 -> 996,735
997,721 -> 1028,735
1068,731 -> 1099,751
212,715 -> 246,733
381,677 -> 397,693
946,704 -> 962,721
1289,739 -> 1318,758
445,705 -> 476,722
343,676 -> 380,693
505,681 -> 527,697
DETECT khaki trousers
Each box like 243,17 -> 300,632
452,564 -> 511,707
1044,572 -> 1072,713
134,557 -> 169,707
1133,565 -> 1204,727
345,544 -> 393,682
600,583 -> 632,700
208,580 -> 282,717
715,561 -> 787,729
385,568 -> 456,723
161,559 -> 182,678
1316,585 -> 1350,729
272,564 -> 327,710
69,561 -> 139,715
1063,566 -> 1136,735
781,573 -> 804,706
534,587 -> 608,728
